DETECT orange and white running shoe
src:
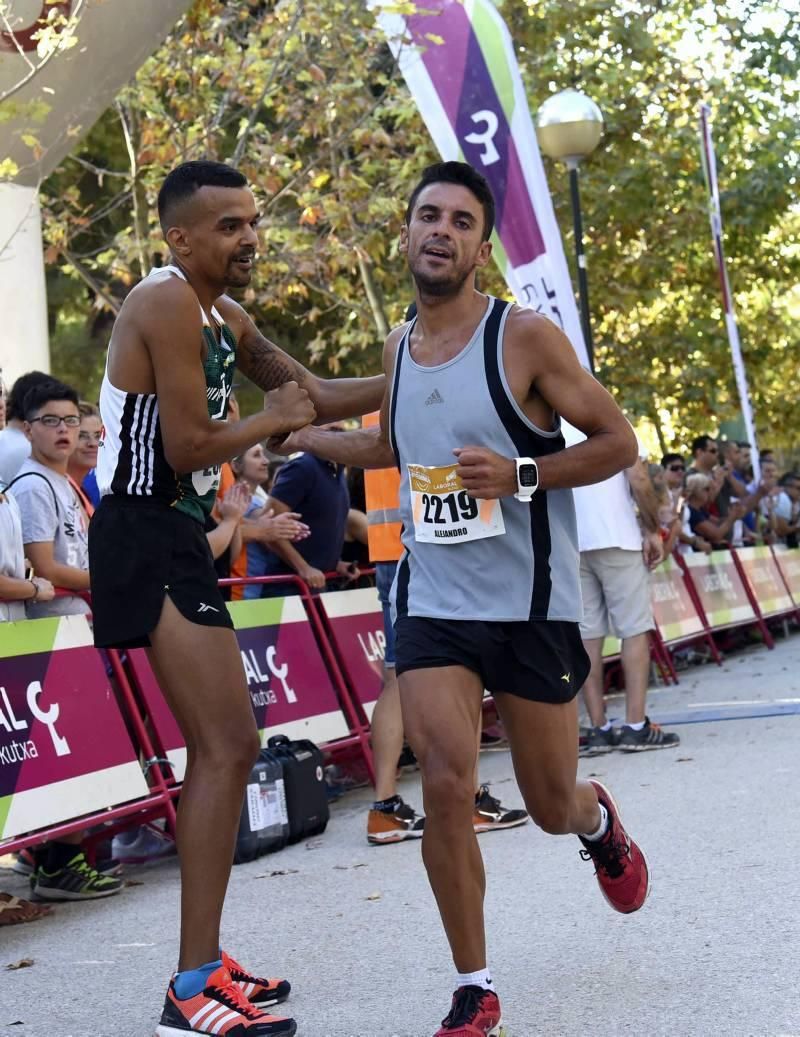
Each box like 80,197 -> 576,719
367,795 -> 425,844
222,950 -> 290,1008
155,964 -> 296,1036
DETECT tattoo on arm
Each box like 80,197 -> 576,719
242,335 -> 306,392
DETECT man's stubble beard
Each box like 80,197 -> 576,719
411,265 -> 471,299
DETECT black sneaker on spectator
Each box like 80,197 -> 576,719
14,846 -> 121,878
32,851 -> 123,901
473,784 -> 529,833
580,725 -> 621,757
618,717 -> 680,753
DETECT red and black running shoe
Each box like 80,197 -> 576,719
579,779 -> 649,914
222,950 -> 290,1008
156,964 -> 296,1036
433,985 -> 505,1036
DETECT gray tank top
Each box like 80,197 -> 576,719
389,296 -> 581,623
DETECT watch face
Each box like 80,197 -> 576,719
519,464 -> 538,488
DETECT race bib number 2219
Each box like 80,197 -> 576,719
408,463 -> 505,545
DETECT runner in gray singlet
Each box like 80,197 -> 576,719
274,161 -> 652,1037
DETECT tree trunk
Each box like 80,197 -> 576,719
356,248 -> 389,339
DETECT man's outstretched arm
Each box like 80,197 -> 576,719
219,297 -> 385,422
275,425 -> 395,469
269,326 -> 403,469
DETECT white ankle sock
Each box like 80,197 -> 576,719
582,803 -> 609,842
456,967 -> 494,991
625,720 -> 646,731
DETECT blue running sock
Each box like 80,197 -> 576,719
174,959 -> 222,1000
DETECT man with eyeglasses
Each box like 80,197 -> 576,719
7,378 -> 90,619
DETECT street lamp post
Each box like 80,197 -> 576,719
536,88 -> 604,373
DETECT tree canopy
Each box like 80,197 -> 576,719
20,0 -> 800,455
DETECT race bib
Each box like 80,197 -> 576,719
191,464 -> 221,497
408,463 -> 505,545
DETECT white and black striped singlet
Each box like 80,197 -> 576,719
97,265 -> 236,524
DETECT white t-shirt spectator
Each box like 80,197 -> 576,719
10,459 -> 89,618
0,426 -> 31,485
0,491 -> 27,623
562,421 -> 646,552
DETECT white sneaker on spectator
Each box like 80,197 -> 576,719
111,824 -> 175,864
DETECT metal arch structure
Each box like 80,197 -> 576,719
0,0 -> 192,387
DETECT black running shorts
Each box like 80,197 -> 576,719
394,615 -> 590,704
89,496 -> 233,649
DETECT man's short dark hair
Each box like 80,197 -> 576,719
661,452 -> 684,468
23,379 -> 79,421
737,441 -> 751,450
779,471 -> 799,487
759,448 -> 774,461
7,370 -> 51,422
691,435 -> 715,455
406,161 -> 495,241
157,160 -> 248,231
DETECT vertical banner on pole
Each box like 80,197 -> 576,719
698,103 -> 760,477
372,0 -> 589,368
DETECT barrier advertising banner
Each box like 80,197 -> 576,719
229,596 -> 350,745
651,555 -> 706,643
128,596 -> 349,780
735,547 -> 794,618
772,547 -> 800,602
0,615 -> 148,841
682,551 -> 756,629
318,588 -> 385,720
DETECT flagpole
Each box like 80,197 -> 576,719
698,103 -> 760,480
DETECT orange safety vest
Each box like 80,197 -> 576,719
363,411 -> 402,562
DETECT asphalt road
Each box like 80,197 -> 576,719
2,634 -> 799,1037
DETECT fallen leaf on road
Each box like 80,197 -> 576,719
256,869 -> 299,878
124,879 -> 145,887
334,863 -> 367,870
675,757 -> 694,763
305,840 -> 324,850
365,892 -> 382,901
6,959 -> 34,971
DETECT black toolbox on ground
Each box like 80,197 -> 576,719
266,734 -> 329,844
233,748 -> 290,864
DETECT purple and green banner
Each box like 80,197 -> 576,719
319,588 -> 385,719
0,615 -> 148,842
129,596 -> 350,781
373,0 -> 590,368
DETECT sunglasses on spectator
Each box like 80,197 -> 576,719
668,464 -> 685,472
29,414 -> 81,428
78,431 -> 104,443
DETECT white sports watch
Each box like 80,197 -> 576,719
514,457 -> 539,501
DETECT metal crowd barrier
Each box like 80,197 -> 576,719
1,549 -> 798,857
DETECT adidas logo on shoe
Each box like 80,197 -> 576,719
425,389 -> 444,405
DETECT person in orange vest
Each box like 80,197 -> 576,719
362,410 -> 528,845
